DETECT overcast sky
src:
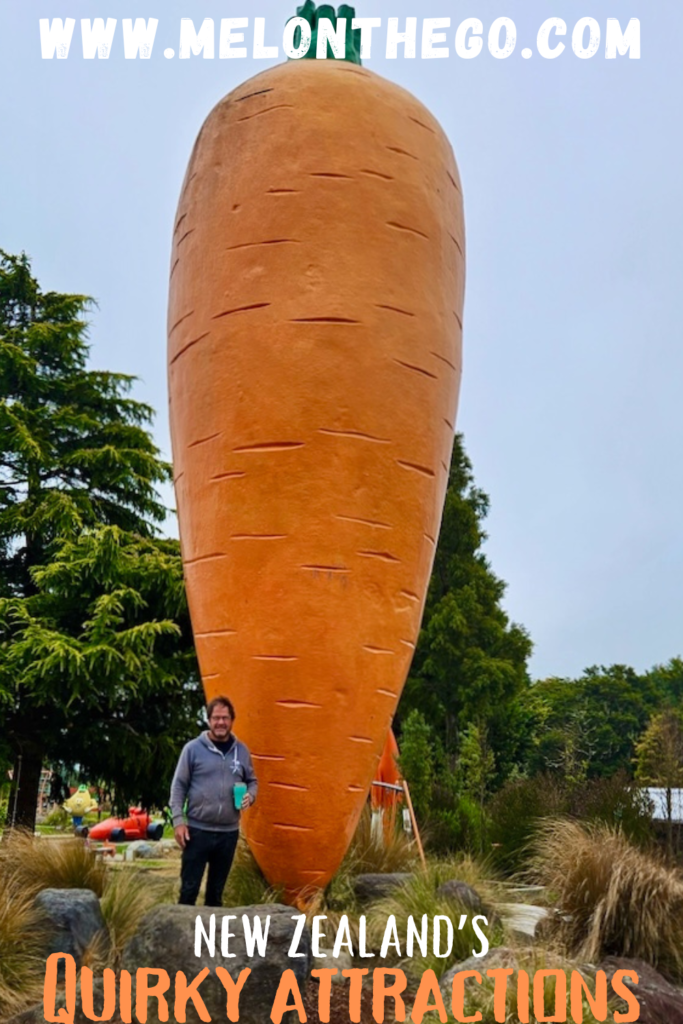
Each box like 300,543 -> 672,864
1,0 -> 676,682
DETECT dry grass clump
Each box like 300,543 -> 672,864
460,947 -> 622,1024
343,807 -> 420,875
222,835 -> 284,908
0,829 -> 107,897
100,868 -> 175,967
326,808 -> 420,909
0,831 -> 107,1014
365,856 -> 503,980
0,872 -> 46,1017
532,818 -> 683,979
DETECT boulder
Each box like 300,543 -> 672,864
5,1010 -> 40,1024
121,903 -> 311,1024
34,888 -> 110,965
124,840 -> 155,861
353,873 -> 413,902
7,980 -> 110,1024
315,947 -> 353,979
436,880 -> 483,912
600,956 -> 683,1024
440,946 -> 519,995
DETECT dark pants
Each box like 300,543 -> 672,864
179,827 -> 239,907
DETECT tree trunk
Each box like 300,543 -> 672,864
8,741 -> 43,831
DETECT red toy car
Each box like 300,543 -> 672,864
85,808 -> 164,842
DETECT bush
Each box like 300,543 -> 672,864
488,776 -> 564,874
397,711 -> 434,819
427,796 -> 487,857
41,806 -> 72,829
566,771 -> 654,846
532,819 -> 683,980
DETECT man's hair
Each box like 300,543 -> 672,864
206,695 -> 236,721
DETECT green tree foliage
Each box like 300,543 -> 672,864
397,709 -> 434,819
0,251 -> 168,583
1,527 -> 201,816
524,665 -> 659,780
642,657 -> 683,705
457,723 -> 495,813
634,709 -> 683,852
0,250 -> 198,826
401,435 -> 532,765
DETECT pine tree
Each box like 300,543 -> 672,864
1,526 -> 200,819
401,434 -> 532,768
0,250 -> 192,827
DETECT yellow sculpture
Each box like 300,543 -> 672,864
63,784 -> 98,823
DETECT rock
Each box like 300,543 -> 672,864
440,946 -> 519,994
600,956 -> 683,1024
124,840 -> 154,861
499,902 -> 550,942
436,880 -> 483,912
7,980 -> 109,1024
5,1010 -> 40,1024
121,904 -> 311,1024
315,947 -> 353,979
34,888 -> 110,966
353,873 -> 413,902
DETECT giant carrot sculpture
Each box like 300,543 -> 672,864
168,3 -> 465,901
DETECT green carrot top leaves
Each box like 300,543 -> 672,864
287,1 -> 362,64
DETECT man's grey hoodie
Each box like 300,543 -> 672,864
170,732 -> 258,832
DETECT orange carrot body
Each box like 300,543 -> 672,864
168,60 -> 464,899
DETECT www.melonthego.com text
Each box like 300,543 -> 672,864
39,16 -> 640,61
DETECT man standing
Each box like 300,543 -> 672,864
170,695 -> 258,906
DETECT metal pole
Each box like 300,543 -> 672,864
401,779 -> 427,870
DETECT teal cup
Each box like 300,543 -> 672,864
233,783 -> 247,810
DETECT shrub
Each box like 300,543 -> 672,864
488,776 -> 565,874
566,771 -> 654,846
42,806 -> 72,829
397,711 -> 434,819
427,796 -> 487,857
532,818 -> 683,980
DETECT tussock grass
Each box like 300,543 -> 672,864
327,808 -> 420,910
0,872 -> 46,1017
532,818 -> 683,979
100,868 -> 174,968
0,829 -> 106,897
344,807 -> 421,875
460,948 -> 622,1024
222,836 -> 284,908
365,856 -> 503,980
